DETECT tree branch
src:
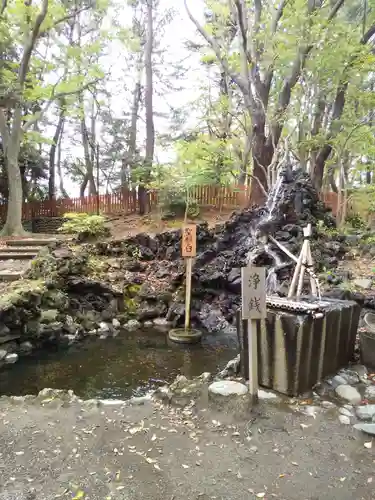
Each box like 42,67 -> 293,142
271,0 -> 288,34
0,0 -> 7,15
267,0 -> 346,148
262,0 -> 288,107
233,0 -> 252,65
19,0 -> 49,86
23,78 -> 101,132
184,0 -> 249,97
316,22 -> 375,167
45,5 -> 93,33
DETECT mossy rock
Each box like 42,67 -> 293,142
124,283 -> 142,298
41,289 -> 69,310
0,279 -> 46,310
40,309 -> 59,324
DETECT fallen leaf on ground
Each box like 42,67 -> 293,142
129,420 -> 145,435
72,491 -> 85,500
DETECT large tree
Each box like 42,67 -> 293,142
0,0 -> 103,235
185,0 -> 375,204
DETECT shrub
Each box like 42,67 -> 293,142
345,213 -> 366,229
58,213 -> 110,241
158,188 -> 200,220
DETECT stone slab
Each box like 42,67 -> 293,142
356,405 -> 375,421
335,385 -> 362,405
353,423 -> 375,436
208,381 -> 248,397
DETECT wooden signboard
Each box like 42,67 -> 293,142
241,266 -> 266,320
182,225 -> 196,329
182,225 -> 197,258
241,266 -> 266,403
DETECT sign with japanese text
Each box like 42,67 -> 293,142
241,266 -> 266,320
181,224 -> 197,258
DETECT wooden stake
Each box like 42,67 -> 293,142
288,245 -> 304,298
296,241 -> 308,298
307,244 -> 317,296
248,319 -> 259,404
185,257 -> 193,330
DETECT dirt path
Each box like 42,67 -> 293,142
0,395 -> 374,500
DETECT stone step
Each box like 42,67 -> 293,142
1,246 -> 42,253
0,271 -> 24,281
0,252 -> 38,260
5,238 -> 58,247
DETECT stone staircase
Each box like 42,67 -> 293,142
0,238 -> 58,281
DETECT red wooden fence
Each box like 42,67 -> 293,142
0,186 -> 342,221
0,185 -> 251,221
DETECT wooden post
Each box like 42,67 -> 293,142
96,143 -> 100,216
288,244 -> 305,298
307,244 -> 317,296
182,225 -> 197,330
296,241 -> 308,298
288,224 -> 313,298
241,266 -> 266,404
185,257 -> 193,329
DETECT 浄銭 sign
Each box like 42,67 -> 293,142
182,225 -> 197,258
241,266 -> 266,320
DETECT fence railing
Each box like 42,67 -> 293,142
0,186 -> 345,221
0,185 -> 251,221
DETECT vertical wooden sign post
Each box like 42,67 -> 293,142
182,225 -> 197,330
241,266 -> 266,404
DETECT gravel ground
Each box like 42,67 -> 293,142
0,395 -> 374,500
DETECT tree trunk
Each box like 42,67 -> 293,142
140,0 -> 154,216
250,117 -> 273,205
80,117 -> 97,196
122,53 -> 142,187
49,107 -> 65,199
57,120 -> 69,199
2,149 -> 25,236
1,103 -> 26,236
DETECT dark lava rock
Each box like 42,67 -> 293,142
136,301 -> 166,321
19,167 -> 350,339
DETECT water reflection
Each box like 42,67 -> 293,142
0,329 -> 237,399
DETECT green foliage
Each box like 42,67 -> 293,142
158,188 -> 200,220
58,213 -> 110,240
345,213 -> 366,229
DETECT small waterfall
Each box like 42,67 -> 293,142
266,174 -> 283,219
265,268 -> 278,294
246,168 -> 288,294
265,244 -> 283,294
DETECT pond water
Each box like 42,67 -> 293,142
0,329 -> 238,399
